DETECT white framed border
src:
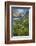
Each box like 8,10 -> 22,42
9,5 -> 32,40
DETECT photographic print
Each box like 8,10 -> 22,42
11,7 -> 29,36
5,2 -> 35,44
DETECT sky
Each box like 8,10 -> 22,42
12,7 -> 29,14
11,7 -> 29,18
